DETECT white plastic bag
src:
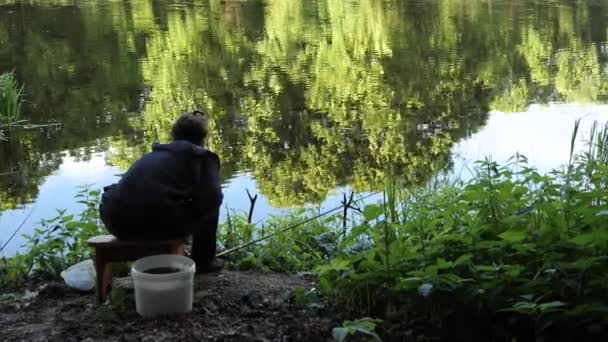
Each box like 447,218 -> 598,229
61,259 -> 96,291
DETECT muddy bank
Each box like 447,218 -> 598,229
0,271 -> 336,341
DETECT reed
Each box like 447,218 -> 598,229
0,71 -> 24,127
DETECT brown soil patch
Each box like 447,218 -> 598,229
0,271 -> 336,341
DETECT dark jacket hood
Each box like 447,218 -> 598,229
152,140 -> 207,156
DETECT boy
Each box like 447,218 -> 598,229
100,111 -> 223,272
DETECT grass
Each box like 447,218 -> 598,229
0,71 -> 24,127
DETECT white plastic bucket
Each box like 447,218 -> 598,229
131,254 -> 196,318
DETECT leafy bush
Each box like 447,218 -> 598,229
317,122 -> 608,340
1,186 -> 105,286
213,122 -> 608,339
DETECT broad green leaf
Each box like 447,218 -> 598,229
435,258 -> 453,270
318,277 -> 332,293
438,273 -> 471,286
561,257 -> 601,270
571,233 -> 597,245
538,301 -> 567,312
454,253 -> 473,265
333,319 -> 382,342
330,258 -> 350,271
344,319 -> 381,331
348,223 -> 371,240
498,230 -> 526,243
520,294 -> 535,301
349,327 -> 381,341
65,221 -> 82,229
395,277 -> 421,290
60,215 -> 74,223
504,266 -> 522,278
363,204 -> 383,221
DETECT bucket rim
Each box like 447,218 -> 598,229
131,254 -> 196,280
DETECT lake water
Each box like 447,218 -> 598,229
1,0 -> 608,256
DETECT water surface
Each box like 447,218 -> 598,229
1,0 -> 608,255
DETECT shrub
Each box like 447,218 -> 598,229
317,122 -> 608,340
1,186 -> 105,286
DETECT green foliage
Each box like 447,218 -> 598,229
332,318 -> 382,342
95,288 -> 134,321
0,71 -> 23,126
278,286 -> 322,307
0,1 -> 607,337
0,253 -> 34,288
314,124 -> 608,339
219,209 -> 343,273
291,286 -> 320,306
1,120 -> 606,340
0,186 -> 105,286
210,125 -> 608,337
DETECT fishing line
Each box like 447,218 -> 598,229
0,205 -> 35,253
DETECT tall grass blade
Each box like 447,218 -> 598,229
569,118 -> 581,167
590,121 -> 608,165
0,71 -> 24,127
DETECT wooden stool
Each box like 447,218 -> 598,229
87,234 -> 185,303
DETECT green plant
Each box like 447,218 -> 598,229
218,208 -> 343,273
0,186 -> 105,286
211,122 -> 608,338
0,71 -> 24,126
0,253 -> 34,288
3,119 -> 607,339
95,288 -> 133,321
291,286 -> 321,305
21,186 -> 104,276
316,122 -> 608,340
332,318 -> 382,342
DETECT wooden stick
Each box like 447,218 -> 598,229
246,189 -> 258,224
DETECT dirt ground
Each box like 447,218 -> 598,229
0,271 -> 337,341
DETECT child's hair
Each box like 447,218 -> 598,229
171,110 -> 208,145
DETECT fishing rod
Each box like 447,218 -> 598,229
216,191 -> 380,257
0,205 -> 35,253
